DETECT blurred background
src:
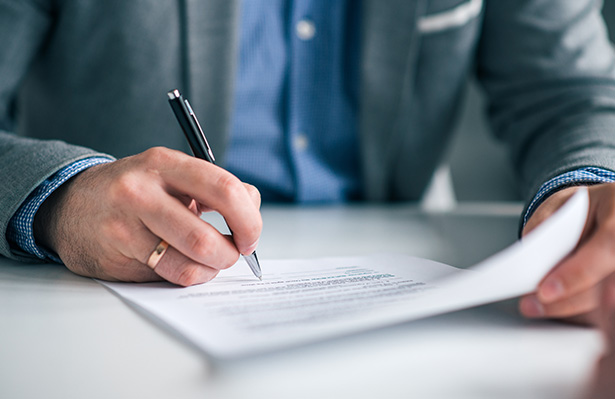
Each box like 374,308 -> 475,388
445,1 -> 615,202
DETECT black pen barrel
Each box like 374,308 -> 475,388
167,91 -> 215,164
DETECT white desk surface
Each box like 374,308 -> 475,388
0,204 -> 603,399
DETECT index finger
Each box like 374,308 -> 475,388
537,228 -> 615,304
159,153 -> 262,254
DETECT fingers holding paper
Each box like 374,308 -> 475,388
34,147 -> 262,286
585,273 -> 615,399
521,183 -> 615,324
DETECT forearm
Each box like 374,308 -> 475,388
513,101 -> 615,206
477,0 -> 615,205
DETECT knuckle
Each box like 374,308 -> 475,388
185,228 -> 215,260
108,173 -> 143,206
140,146 -> 173,165
217,174 -> 244,202
176,266 -> 202,286
244,183 -> 262,208
247,216 -> 263,241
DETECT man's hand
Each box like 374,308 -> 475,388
586,273 -> 615,399
520,183 -> 615,325
33,147 -> 262,286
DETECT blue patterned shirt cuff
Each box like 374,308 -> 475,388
523,167 -> 615,226
6,157 -> 113,262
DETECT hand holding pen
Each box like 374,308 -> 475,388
167,89 -> 263,280
34,109 -> 262,286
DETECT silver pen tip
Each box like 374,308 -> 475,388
243,252 -> 262,280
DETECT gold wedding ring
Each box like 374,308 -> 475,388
146,240 -> 169,270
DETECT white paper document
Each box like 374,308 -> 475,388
100,189 -> 588,358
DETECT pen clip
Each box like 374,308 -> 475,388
183,99 -> 216,163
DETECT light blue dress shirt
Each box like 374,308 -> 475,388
226,0 -> 361,202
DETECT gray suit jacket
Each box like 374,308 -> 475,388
2,0 -> 615,261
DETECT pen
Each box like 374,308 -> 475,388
167,89 -> 262,280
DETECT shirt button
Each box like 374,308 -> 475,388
294,133 -> 309,151
296,19 -> 316,40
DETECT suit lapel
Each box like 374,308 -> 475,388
358,0 -> 426,200
183,0 -> 240,165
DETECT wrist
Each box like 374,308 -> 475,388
33,163 -> 106,258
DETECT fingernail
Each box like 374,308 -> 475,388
540,278 -> 565,301
246,239 -> 259,254
521,297 -> 545,318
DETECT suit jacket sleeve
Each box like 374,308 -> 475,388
0,0 -> 113,261
476,0 -> 615,211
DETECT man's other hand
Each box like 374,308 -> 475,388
520,183 -> 615,325
586,273 -> 615,399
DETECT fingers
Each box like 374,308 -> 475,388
584,274 -> 615,399
600,274 -> 615,350
96,259 -> 163,283
518,184 -> 615,323
520,289 -> 599,322
156,152 -> 262,254
109,219 -> 230,286
152,245 -> 222,286
519,224 -> 613,324
114,147 -> 261,268
129,149 -> 260,284
102,242 -> 223,287
195,183 -> 260,215
138,192 -> 242,269
243,183 -> 262,209
536,228 -> 615,305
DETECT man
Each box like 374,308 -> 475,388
1,0 -> 615,325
